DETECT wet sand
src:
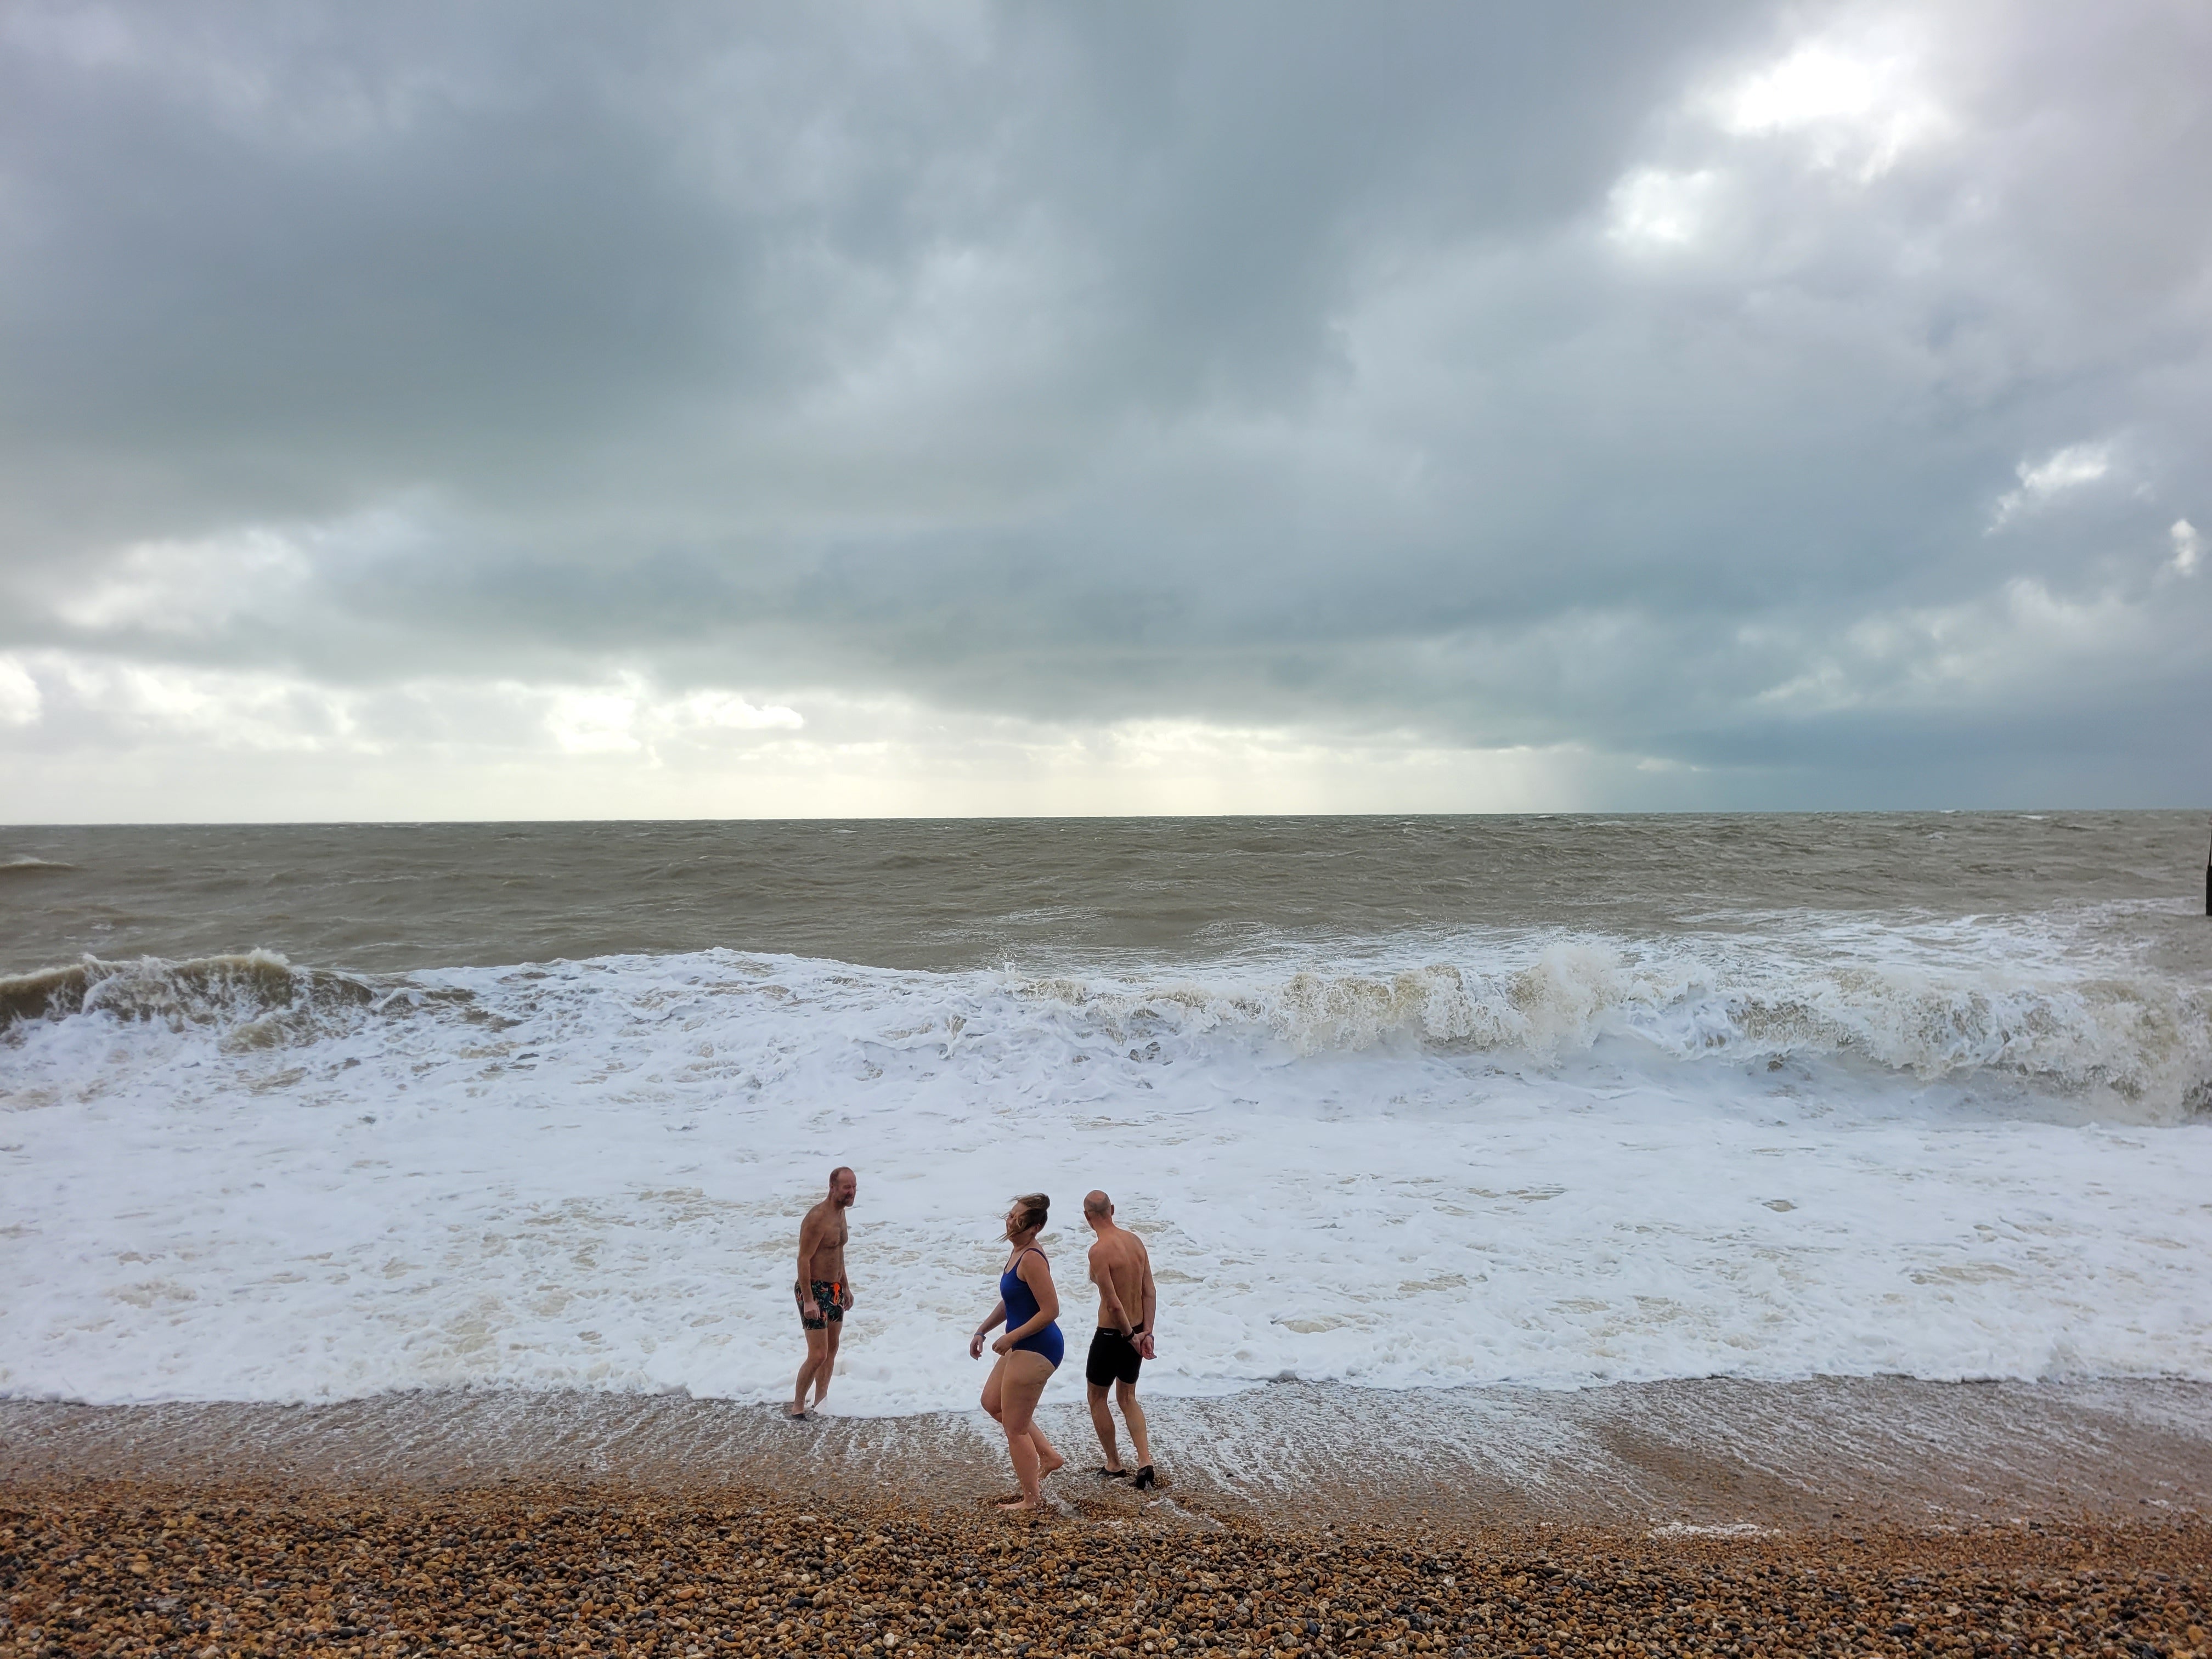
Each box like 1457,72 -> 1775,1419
6,1375 -> 2209,1531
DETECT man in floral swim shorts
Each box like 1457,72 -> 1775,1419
789,1165 -> 857,1420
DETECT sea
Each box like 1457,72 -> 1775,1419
2,812 -> 2208,1418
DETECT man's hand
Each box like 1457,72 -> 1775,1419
840,1284 -> 855,1311
1137,1331 -> 1156,1361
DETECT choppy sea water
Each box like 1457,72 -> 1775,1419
2,813 -> 2208,1414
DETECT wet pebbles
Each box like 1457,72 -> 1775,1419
1,1481 -> 2204,1658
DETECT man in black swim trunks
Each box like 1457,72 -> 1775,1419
789,1166 -> 857,1420
1082,1189 -> 1159,1488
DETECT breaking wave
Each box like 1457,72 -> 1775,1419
0,951 -> 387,1052
1020,941 -> 2212,1120
7,933 -> 2209,1121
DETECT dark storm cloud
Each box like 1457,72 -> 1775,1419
1,0 -> 2208,806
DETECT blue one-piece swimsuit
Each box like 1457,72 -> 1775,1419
1000,1248 -> 1064,1368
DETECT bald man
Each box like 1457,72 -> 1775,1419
1082,1189 -> 1159,1488
789,1165 -> 857,1420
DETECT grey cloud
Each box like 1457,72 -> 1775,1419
1,0 -> 2209,808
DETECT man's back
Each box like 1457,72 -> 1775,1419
1088,1225 -> 1150,1332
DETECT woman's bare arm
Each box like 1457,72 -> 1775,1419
969,1299 -> 1007,1359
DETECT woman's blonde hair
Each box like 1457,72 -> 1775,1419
1007,1193 -> 1049,1238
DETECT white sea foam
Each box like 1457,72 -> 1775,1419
2,930 -> 2209,1413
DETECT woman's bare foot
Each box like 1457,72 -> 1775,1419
1036,1449 -> 1065,1479
996,1496 -> 1042,1512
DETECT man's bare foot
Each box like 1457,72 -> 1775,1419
783,1404 -> 811,1420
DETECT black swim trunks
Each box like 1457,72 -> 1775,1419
797,1279 -> 844,1331
1085,1326 -> 1144,1389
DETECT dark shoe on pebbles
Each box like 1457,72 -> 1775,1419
1096,1467 -> 1128,1480
1132,1465 -> 1156,1491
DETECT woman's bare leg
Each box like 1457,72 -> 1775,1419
995,1352 -> 1057,1509
1030,1422 -> 1065,1478
980,1356 -> 1006,1423
1004,1419 -> 1041,1502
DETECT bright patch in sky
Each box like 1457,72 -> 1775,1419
546,689 -> 645,754
55,529 -> 309,634
2172,520 -> 2203,578
1990,443 -> 2114,529
1606,168 -> 1720,249
1713,38 -> 1948,177
0,659 -> 40,727
1724,46 -> 1887,130
678,692 -> 806,733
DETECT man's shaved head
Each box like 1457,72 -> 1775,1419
1084,1190 -> 1113,1217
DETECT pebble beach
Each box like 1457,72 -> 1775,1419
3,1479 -> 2207,1659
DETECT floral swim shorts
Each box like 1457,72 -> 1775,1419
797,1279 -> 844,1331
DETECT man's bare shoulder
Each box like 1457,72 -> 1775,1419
799,1198 -> 832,1234
1105,1228 -> 1148,1266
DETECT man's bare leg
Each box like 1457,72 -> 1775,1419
1116,1380 -> 1153,1471
1087,1382 -> 1124,1473
789,1326 -> 828,1418
813,1324 -> 842,1409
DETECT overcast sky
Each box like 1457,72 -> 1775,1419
2,0 -> 2207,820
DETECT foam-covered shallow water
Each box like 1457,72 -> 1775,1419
9,1377 -> 2210,1527
5,849 -> 2210,1410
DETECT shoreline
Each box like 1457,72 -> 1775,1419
8,1376 -> 2210,1656
7,1374 -> 2209,1532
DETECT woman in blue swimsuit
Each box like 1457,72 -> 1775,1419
969,1192 -> 1068,1511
